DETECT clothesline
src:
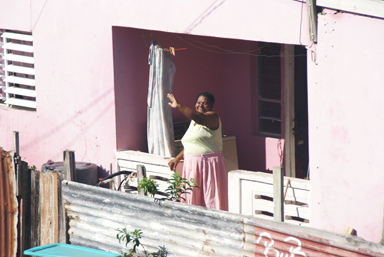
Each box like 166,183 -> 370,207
163,42 -> 239,56
143,32 -> 306,58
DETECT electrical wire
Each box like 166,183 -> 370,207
117,176 -> 128,191
174,34 -> 306,58
142,22 -> 308,58
95,170 -> 133,187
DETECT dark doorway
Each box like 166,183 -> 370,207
294,45 -> 309,179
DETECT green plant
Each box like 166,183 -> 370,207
137,177 -> 158,197
165,172 -> 199,202
117,228 -> 143,257
117,228 -> 168,257
29,165 -> 36,171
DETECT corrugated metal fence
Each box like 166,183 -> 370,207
63,180 -> 384,257
0,145 -> 66,257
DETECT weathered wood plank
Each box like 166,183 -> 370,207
13,131 -> 19,156
30,169 -> 40,248
18,160 -> 30,256
40,171 -> 64,245
137,165 -> 146,196
273,167 -> 284,222
117,159 -> 171,174
116,150 -> 173,167
63,150 -> 76,181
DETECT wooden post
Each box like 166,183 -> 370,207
13,131 -> 21,196
273,166 -> 284,222
17,161 -> 30,257
116,162 -> 121,191
15,155 -> 22,197
30,169 -> 40,248
55,171 -> 66,244
137,165 -> 146,196
13,131 -> 19,156
63,150 -> 76,181
284,44 -> 296,178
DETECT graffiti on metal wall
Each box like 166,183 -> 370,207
256,232 -> 307,257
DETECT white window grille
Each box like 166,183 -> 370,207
0,30 -> 36,110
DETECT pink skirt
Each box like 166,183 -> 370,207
181,152 -> 228,211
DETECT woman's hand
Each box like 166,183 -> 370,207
168,149 -> 184,171
167,93 -> 178,109
168,158 -> 179,171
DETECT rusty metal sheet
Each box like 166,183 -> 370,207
244,217 -> 384,257
0,149 -> 18,257
62,180 -> 384,257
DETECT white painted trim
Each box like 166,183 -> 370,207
3,42 -> 34,53
3,54 -> 34,64
3,65 -> 35,75
228,170 -> 311,226
5,98 -> 36,109
1,32 -> 33,41
4,87 -> 36,97
4,76 -> 35,86
317,0 -> 384,19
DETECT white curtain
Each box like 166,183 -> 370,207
147,44 -> 176,157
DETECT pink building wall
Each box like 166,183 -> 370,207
0,0 -> 308,175
0,0 -> 308,176
2,0 -> 383,246
308,9 -> 384,242
15,0 -> 384,242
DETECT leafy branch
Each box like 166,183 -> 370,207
165,172 -> 199,202
117,228 -> 168,257
138,177 -> 158,197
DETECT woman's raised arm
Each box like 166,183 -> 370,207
167,93 -> 219,130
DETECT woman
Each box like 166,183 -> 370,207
167,92 -> 228,211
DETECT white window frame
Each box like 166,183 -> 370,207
1,30 -> 36,110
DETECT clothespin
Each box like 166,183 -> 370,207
169,47 -> 175,56
153,39 -> 156,46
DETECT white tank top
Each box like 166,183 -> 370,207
181,119 -> 222,155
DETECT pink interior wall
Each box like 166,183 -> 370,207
308,9 -> 384,242
112,28 -> 286,171
112,28 -> 225,151
112,27 -> 149,152
221,39 -> 266,171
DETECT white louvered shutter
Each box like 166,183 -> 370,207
1,31 -> 36,109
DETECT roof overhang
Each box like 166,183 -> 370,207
317,0 -> 384,19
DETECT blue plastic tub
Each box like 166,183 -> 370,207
24,243 -> 121,257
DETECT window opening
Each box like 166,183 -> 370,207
257,42 -> 282,137
0,30 -> 36,110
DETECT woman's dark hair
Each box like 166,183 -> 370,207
195,92 -> 215,106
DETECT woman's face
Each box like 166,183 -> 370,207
195,96 -> 212,113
